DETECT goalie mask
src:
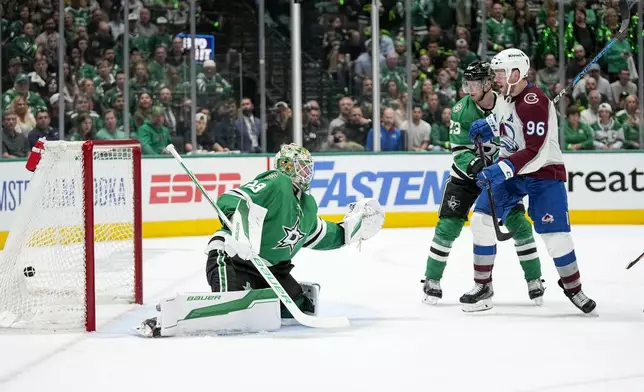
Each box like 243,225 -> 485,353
274,144 -> 315,192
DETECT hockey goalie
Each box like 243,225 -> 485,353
137,143 -> 385,337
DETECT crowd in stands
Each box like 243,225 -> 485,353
1,0 -> 642,159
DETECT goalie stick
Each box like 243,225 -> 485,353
552,0 -> 637,105
165,144 -> 350,329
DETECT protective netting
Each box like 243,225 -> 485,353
0,141 -> 137,330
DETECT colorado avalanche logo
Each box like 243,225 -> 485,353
524,93 -> 539,104
500,114 -> 519,153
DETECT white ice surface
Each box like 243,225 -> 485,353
0,225 -> 643,392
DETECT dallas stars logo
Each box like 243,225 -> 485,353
275,217 -> 305,253
447,196 -> 461,211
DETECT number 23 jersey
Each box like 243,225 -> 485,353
495,84 -> 566,181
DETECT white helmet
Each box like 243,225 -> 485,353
491,49 -> 530,79
490,48 -> 530,95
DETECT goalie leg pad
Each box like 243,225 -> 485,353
156,289 -> 281,337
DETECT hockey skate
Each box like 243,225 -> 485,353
557,280 -> 597,314
527,278 -> 546,306
460,282 -> 494,312
281,282 -> 319,326
133,317 -> 161,338
421,279 -> 442,305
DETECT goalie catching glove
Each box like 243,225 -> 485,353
340,198 -> 385,246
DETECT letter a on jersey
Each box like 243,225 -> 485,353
275,217 -> 306,253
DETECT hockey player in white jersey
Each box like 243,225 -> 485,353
465,48 -> 596,314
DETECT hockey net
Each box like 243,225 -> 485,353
0,140 -> 143,331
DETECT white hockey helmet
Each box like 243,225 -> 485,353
490,48 -> 530,81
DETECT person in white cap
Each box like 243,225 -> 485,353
591,102 -> 625,150
196,59 -> 232,96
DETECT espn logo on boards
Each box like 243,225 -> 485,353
149,173 -> 241,204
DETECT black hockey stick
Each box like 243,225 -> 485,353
552,0 -> 637,104
477,139 -> 516,242
626,251 -> 644,269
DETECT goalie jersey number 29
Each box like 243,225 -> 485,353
214,170 -> 345,265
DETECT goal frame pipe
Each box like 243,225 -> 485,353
82,140 -> 143,331
82,142 -> 97,332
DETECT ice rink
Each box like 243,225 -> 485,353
1,225 -> 643,392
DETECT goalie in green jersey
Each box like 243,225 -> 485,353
421,61 -> 545,310
136,144 -> 385,337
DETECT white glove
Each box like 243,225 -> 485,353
223,231 -> 253,260
222,200 -> 261,261
340,198 -> 385,246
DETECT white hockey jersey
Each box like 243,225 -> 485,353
493,84 -> 567,181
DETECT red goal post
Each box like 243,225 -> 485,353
0,140 -> 143,332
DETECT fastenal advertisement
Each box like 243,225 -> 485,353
0,153 -> 642,242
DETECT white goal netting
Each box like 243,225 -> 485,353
0,141 -> 140,331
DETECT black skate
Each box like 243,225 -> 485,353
527,278 -> 546,306
134,317 -> 161,338
557,279 -> 597,314
460,282 -> 494,312
421,278 -> 442,305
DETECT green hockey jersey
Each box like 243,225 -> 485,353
448,95 -> 500,181
214,170 -> 345,265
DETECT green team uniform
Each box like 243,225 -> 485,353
205,170 -> 345,314
423,93 -> 541,285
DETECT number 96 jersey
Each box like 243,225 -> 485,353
495,84 -> 566,181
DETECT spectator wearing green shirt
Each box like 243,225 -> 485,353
430,107 -> 451,151
535,10 -> 559,69
2,74 -> 47,113
485,2 -> 516,57
616,94 -> 639,126
65,0 -> 90,27
96,110 -> 126,140
136,105 -> 172,155
149,17 -> 172,53
616,95 -> 641,149
148,47 -> 170,85
196,59 -> 233,107
622,108 -> 640,149
564,106 -> 595,151
455,39 -> 478,71
380,52 -> 406,90
69,113 -> 97,141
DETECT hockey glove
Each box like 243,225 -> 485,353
476,160 -> 515,189
340,198 -> 385,246
469,114 -> 498,144
466,155 -> 492,178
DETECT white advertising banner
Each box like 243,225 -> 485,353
141,156 -> 267,222
309,152 -> 644,216
309,153 -> 453,215
1,152 -> 642,233
562,153 -> 644,210
0,156 -> 268,232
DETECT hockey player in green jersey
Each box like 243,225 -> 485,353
137,144 -> 385,337
421,61 -> 545,310
204,143 -> 386,315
